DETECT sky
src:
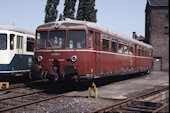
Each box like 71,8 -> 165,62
0,0 -> 147,38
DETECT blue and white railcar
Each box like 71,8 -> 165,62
0,24 -> 35,77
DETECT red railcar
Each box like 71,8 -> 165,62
31,18 -> 153,82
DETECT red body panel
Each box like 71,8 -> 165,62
33,21 -> 153,81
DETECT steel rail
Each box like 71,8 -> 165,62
89,85 -> 169,113
152,103 -> 169,113
0,80 -> 44,92
0,90 -> 44,102
0,93 -> 66,112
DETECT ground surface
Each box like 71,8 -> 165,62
66,71 -> 169,99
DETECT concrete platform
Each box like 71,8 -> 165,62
66,71 -> 169,99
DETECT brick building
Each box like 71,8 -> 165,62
145,0 -> 169,72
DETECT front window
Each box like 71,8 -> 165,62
36,31 -> 48,49
48,30 -> 66,49
67,30 -> 86,49
0,34 -> 7,50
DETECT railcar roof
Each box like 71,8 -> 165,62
37,18 -> 152,49
0,24 -> 35,36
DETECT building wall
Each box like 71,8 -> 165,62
150,8 -> 169,71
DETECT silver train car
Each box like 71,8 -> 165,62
0,24 -> 35,78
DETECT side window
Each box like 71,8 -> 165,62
10,34 -> 15,50
129,43 -> 133,55
149,49 -> 152,57
138,45 -> 141,56
88,31 -> 93,49
112,37 -> 117,53
146,48 -> 149,57
27,37 -> 34,52
103,34 -> 109,51
95,32 -> 100,49
124,42 -> 129,54
118,40 -> 123,53
17,36 -> 20,49
142,47 -> 145,56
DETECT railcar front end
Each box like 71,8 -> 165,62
32,28 -> 95,83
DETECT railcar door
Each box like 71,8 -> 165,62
16,35 -> 24,74
95,32 -> 100,76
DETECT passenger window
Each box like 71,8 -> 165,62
138,45 -> 141,56
112,37 -> 117,53
142,47 -> 145,56
88,31 -> 93,49
10,34 -> 15,50
27,37 -> 34,52
124,42 -> 129,54
129,43 -> 133,55
95,32 -> 100,49
149,49 -> 151,57
118,40 -> 123,53
103,34 -> 109,51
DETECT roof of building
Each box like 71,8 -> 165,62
37,18 -> 153,48
0,24 -> 35,35
147,0 -> 169,6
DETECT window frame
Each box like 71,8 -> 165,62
118,39 -> 124,54
102,34 -> 110,51
26,37 -> 34,52
111,37 -> 117,53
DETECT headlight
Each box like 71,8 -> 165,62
37,56 -> 43,62
71,55 -> 77,62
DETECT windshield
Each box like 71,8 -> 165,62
36,31 -> 48,49
0,34 -> 7,50
67,30 -> 86,49
48,30 -> 66,49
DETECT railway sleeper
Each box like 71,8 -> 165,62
127,104 -> 158,110
131,100 -> 163,108
121,106 -> 153,113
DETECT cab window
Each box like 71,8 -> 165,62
67,30 -> 86,49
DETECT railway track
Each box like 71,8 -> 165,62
89,86 -> 169,113
0,80 -> 46,94
0,88 -> 66,112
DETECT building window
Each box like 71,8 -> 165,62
164,26 -> 169,34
